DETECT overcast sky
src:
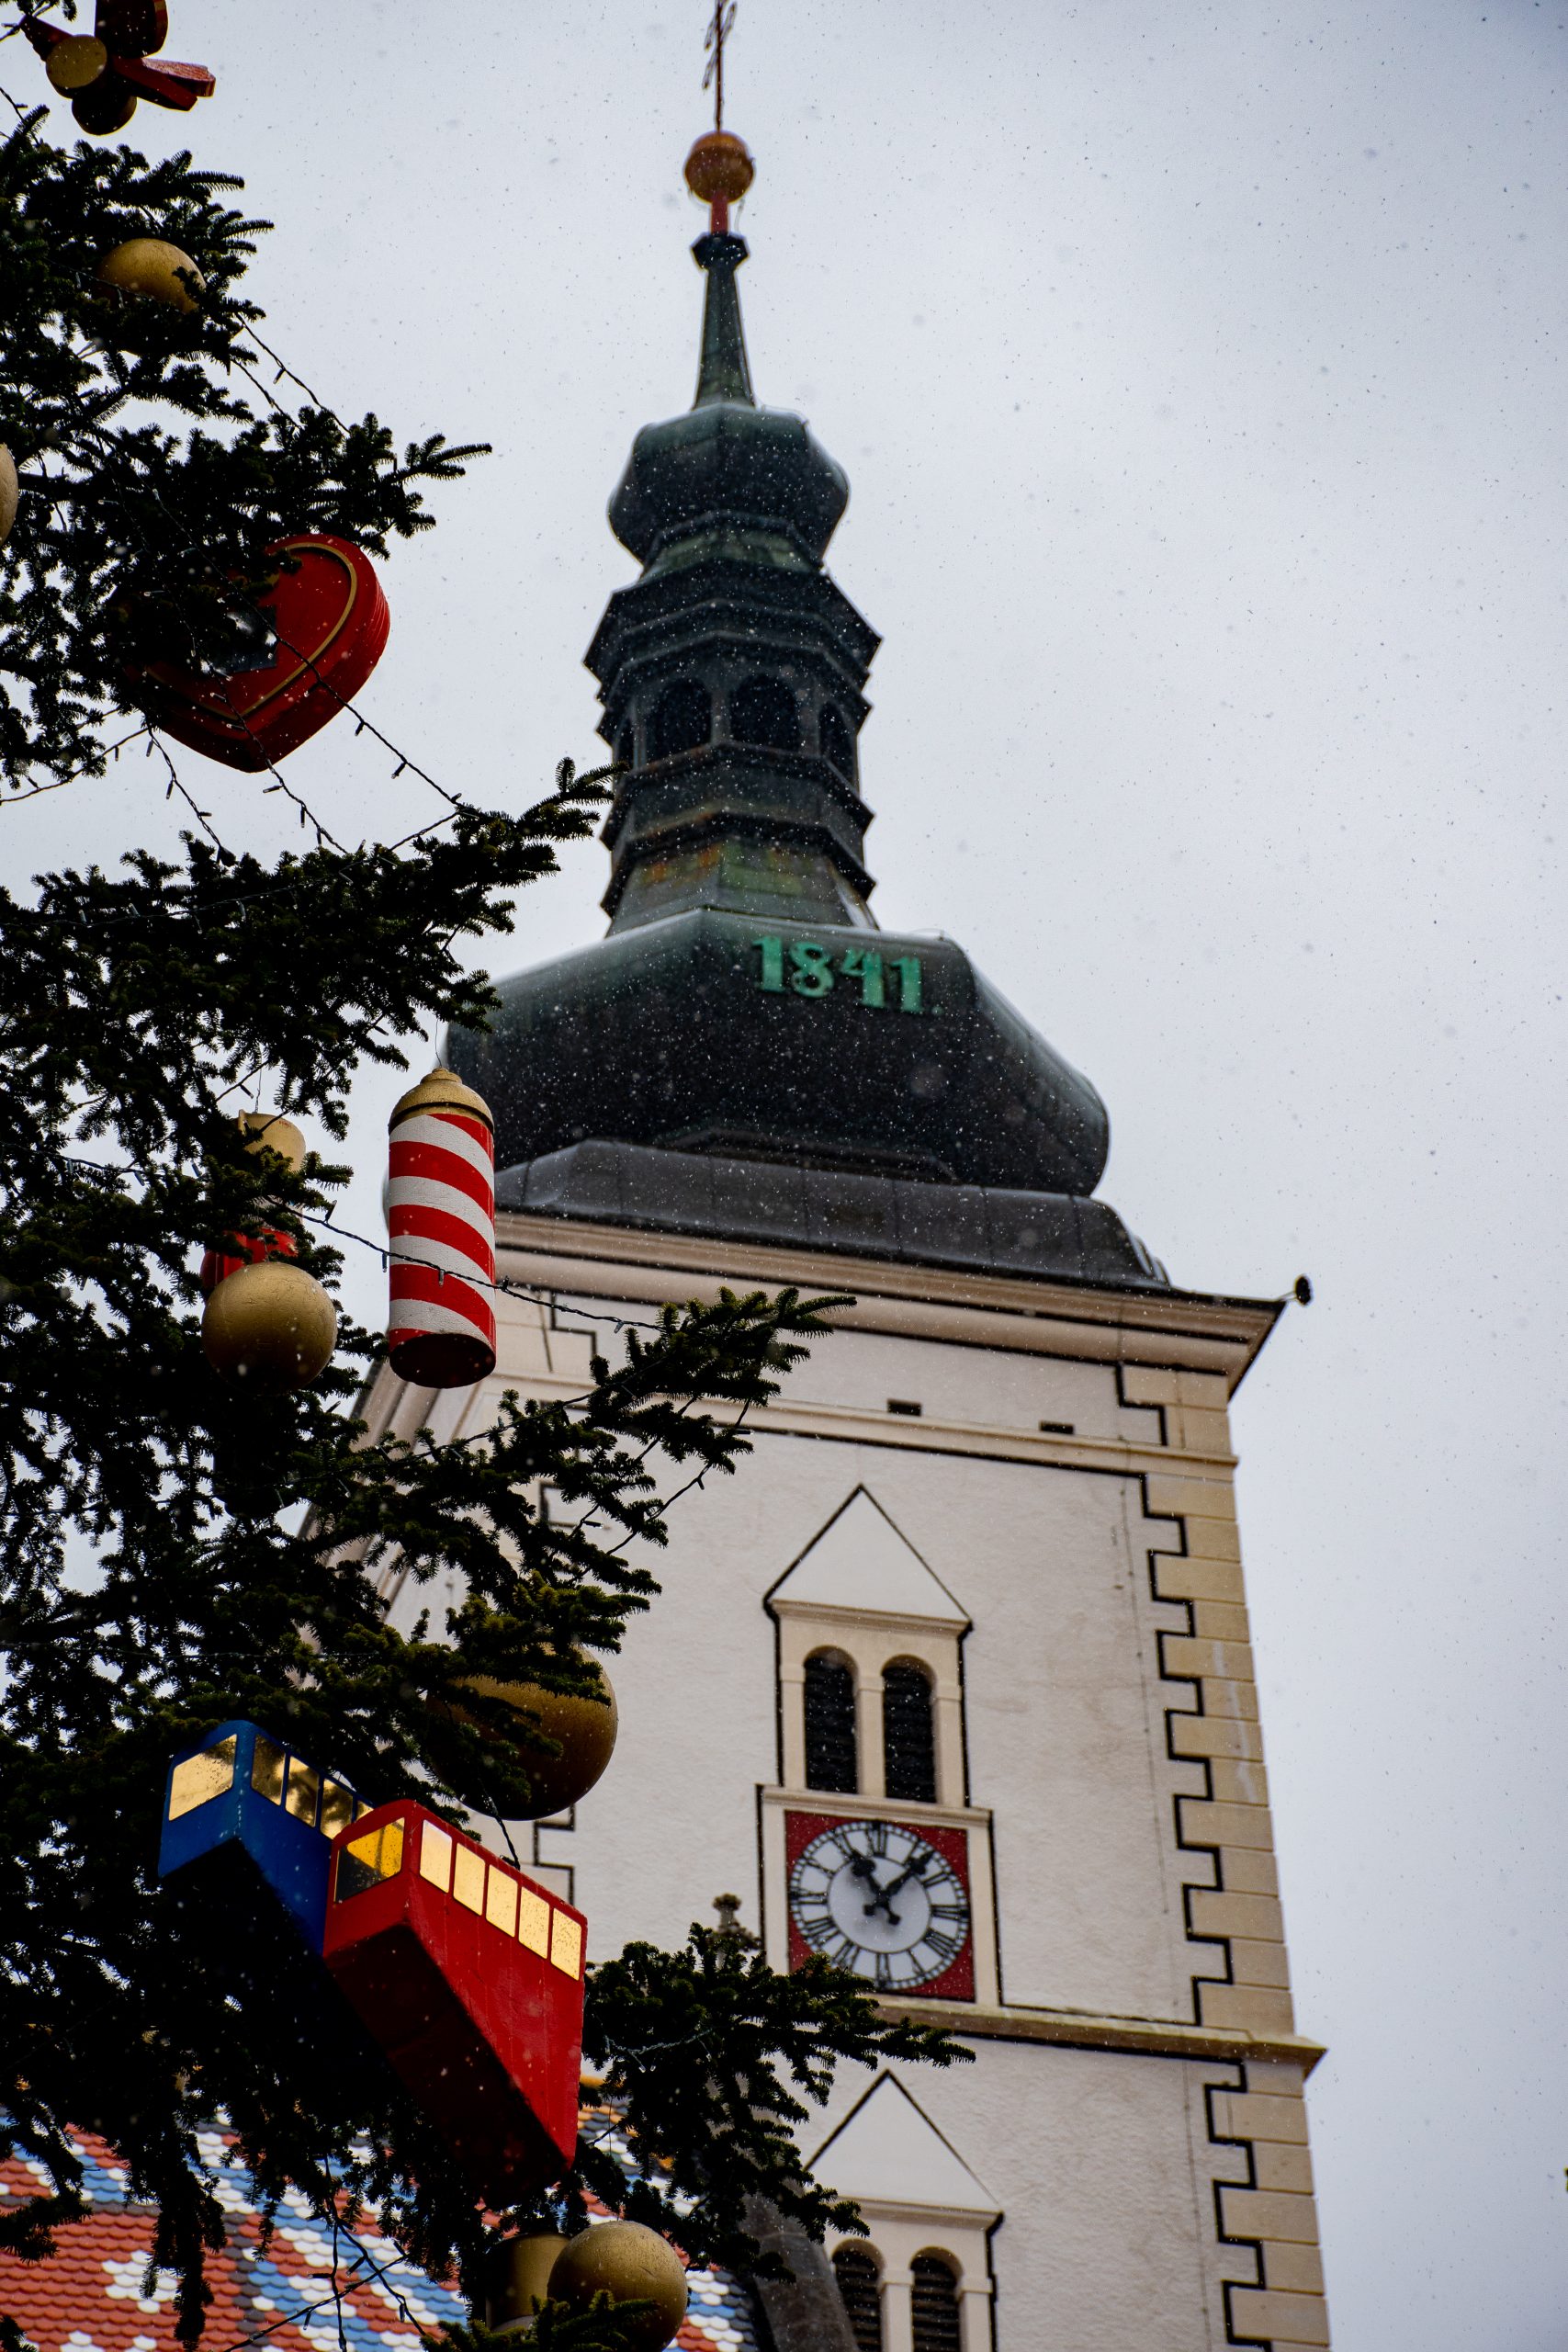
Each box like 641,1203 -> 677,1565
6,4 -> 1565,2344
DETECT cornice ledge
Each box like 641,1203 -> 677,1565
768,1595 -> 973,1636
840,2191 -> 1003,2231
493,1215 -> 1283,1387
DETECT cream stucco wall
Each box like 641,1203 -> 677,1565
360,1217 -> 1331,2349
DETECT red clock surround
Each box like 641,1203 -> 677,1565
784,1807 -> 976,2003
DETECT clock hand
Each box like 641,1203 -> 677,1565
871,1860 -> 927,1914
860,1859 -> 928,1921
848,1853 -> 898,1913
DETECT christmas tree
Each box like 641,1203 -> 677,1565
0,102 -> 960,2352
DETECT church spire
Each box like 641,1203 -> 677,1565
590,133 -> 874,935
683,9 -> 760,405
691,232 -> 754,409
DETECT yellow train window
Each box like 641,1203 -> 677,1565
516,1886 -> 550,1957
250,1736 -> 287,1804
284,1759 -> 320,1827
486,1870 -> 519,1937
420,1824 -> 454,1891
319,1779 -> 355,1839
452,1843 -> 486,1915
549,1911 -> 583,1979
335,1819 -> 404,1902
167,1736 -> 238,1821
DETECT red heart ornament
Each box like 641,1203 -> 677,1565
142,534 -> 390,772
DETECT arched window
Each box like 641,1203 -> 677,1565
832,2246 -> 883,2352
883,1661 -> 937,1804
911,2254 -> 962,2352
647,680 -> 711,761
731,674 -> 799,751
804,1651 -> 858,1793
819,703 -> 854,776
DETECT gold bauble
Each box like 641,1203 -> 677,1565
46,35 -> 108,92
0,447 -> 17,548
548,2224 -> 688,2350
683,130 -> 755,208
201,1260 -> 336,1390
239,1110 -> 308,1174
480,2231 -> 568,2327
96,237 -> 205,313
389,1065 -> 493,1133
461,1656 -> 618,1818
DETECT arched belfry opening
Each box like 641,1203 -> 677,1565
883,1660 -> 937,1804
647,679 -> 711,762
731,674 -> 799,752
803,1650 -> 858,1794
819,700 -> 855,778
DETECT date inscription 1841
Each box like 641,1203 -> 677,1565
752,935 -> 927,1013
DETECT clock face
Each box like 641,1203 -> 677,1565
787,1816 -> 972,1994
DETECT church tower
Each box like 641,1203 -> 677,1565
362,153 -> 1332,2352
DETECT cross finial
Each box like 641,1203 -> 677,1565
702,0 -> 737,135
685,1 -> 753,234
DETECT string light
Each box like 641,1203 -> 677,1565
48,1152 -> 708,1344
295,1205 -> 691,1343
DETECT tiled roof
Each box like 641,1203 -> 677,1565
0,2125 -> 761,2352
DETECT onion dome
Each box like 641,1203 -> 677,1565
607,232 -> 849,575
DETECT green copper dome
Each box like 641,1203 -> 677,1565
607,233 -> 850,573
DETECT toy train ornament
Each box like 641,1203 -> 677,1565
159,1717 -> 364,1946
325,1803 -> 582,2197
158,1721 -> 585,2199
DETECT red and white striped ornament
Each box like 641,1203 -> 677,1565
386,1067 -> 497,1389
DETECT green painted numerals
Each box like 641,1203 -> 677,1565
751,936 -> 926,1013
789,939 -> 835,997
840,945 -> 886,1007
890,955 -> 923,1014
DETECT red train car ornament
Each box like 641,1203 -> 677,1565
324,1803 -> 584,2202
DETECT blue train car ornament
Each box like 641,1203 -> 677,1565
159,1718 -> 367,1945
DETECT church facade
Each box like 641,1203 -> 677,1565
363,209 -> 1331,2352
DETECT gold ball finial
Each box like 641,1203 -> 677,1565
684,130 -> 755,211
